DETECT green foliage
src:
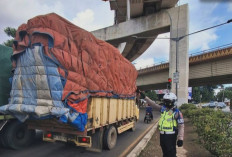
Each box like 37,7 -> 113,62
180,104 -> 232,156
3,39 -> 14,47
145,90 -> 158,101
216,89 -> 232,102
3,27 -> 16,47
179,103 -> 197,110
192,87 -> 201,103
192,86 -> 217,102
4,27 -> 16,37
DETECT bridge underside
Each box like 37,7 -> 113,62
137,47 -> 232,91
92,6 -> 182,62
138,74 -> 232,91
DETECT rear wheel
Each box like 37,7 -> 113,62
0,124 -> 9,148
130,122 -> 136,132
5,120 -> 36,150
103,126 -> 117,150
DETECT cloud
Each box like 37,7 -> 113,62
133,33 -> 170,69
0,0 -> 114,44
189,30 -> 218,51
133,58 -> 155,70
71,9 -> 102,31
228,3 -> 232,12
180,0 -> 222,52
0,0 -> 65,44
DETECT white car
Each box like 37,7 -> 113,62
209,101 -> 217,108
217,102 -> 227,109
202,103 -> 209,108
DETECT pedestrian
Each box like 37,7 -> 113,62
139,91 -> 184,157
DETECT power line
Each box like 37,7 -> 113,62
132,18 -> 232,40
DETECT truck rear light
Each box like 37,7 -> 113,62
82,137 -> 87,142
78,137 -> 90,143
46,133 -> 52,138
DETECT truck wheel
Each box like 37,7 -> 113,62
5,121 -> 36,150
103,126 -> 117,150
130,122 -> 136,132
0,124 -> 9,148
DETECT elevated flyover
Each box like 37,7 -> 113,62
93,0 -> 189,105
137,46 -> 232,90
93,0 -> 182,62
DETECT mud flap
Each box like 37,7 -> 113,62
86,129 -> 104,152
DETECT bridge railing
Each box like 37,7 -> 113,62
137,43 -> 232,71
189,43 -> 232,57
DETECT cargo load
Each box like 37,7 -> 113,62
0,13 -> 138,132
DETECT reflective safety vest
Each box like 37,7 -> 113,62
159,109 -> 177,132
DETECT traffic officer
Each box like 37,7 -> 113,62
139,91 -> 184,157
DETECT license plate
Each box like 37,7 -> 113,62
53,135 -> 67,142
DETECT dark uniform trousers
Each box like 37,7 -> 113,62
160,133 -> 177,157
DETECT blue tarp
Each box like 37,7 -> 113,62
0,45 -> 87,131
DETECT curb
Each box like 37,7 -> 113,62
127,121 -> 159,157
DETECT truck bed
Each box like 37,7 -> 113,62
27,97 -> 139,135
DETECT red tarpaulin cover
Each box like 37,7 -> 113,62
12,13 -> 138,112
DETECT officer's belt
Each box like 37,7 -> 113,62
160,131 -> 175,134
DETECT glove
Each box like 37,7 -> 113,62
139,91 -> 146,99
177,140 -> 183,147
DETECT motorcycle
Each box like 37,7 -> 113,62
144,112 -> 152,123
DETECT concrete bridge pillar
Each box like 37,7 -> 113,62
167,4 -> 189,106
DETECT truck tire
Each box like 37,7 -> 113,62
103,126 -> 117,150
130,122 -> 136,132
4,121 -> 36,150
0,124 -> 9,148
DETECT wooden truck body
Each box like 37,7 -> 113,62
28,97 -> 139,151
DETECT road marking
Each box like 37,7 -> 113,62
119,119 -> 159,157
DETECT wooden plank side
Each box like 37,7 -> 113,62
87,98 -> 93,119
94,98 -> 101,128
130,100 -> 134,117
127,99 -> 130,118
116,99 -> 119,121
87,98 -> 136,129
109,99 -> 117,123
87,98 -> 93,129
118,99 -> 123,120
92,98 -> 96,128
123,99 -> 127,119
101,98 -> 108,125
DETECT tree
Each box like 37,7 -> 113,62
216,89 -> 232,102
192,85 -> 217,103
201,85 -> 217,102
145,90 -> 158,101
3,27 -> 16,47
192,87 -> 201,103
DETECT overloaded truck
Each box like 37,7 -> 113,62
0,13 -> 139,151
0,45 -> 36,149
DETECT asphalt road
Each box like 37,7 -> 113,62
0,108 -> 160,157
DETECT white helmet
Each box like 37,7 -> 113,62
163,92 -> 177,101
163,92 -> 177,108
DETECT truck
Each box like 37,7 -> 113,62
0,44 -> 35,149
28,96 -> 139,151
0,13 -> 139,152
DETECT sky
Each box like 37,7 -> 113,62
0,0 -> 232,70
